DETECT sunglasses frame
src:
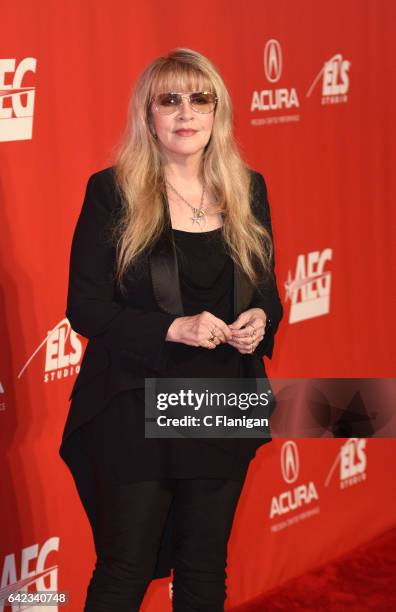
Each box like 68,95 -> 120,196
151,91 -> 218,114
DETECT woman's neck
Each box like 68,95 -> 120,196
162,154 -> 202,185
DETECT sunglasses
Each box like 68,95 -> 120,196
151,91 -> 218,115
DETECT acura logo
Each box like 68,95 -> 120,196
264,39 -> 282,83
280,440 -> 299,483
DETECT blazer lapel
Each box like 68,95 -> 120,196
234,260 -> 255,318
149,192 -> 255,319
149,224 -> 185,316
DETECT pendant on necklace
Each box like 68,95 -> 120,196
191,208 -> 206,226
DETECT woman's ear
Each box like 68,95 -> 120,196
147,112 -> 157,139
148,123 -> 157,139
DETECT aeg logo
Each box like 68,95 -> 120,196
0,537 -> 59,611
284,249 -> 332,324
0,58 -> 37,142
17,318 -> 82,385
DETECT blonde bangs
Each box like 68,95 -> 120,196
150,62 -> 215,98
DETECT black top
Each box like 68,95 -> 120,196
165,227 -> 241,378
81,227 -> 268,483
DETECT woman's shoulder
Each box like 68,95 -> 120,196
78,166 -> 122,220
84,166 -> 121,205
247,167 -> 267,193
87,165 -> 116,189
246,168 -> 272,229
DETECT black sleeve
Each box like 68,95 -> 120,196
65,170 -> 179,372
249,171 -> 284,359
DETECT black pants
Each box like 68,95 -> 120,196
77,425 -> 247,611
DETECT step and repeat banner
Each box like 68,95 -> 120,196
1,1 -> 395,610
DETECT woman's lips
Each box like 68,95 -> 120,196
174,129 -> 197,136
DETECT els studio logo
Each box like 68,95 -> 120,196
17,318 -> 83,385
284,248 -> 332,324
0,57 -> 37,142
325,438 -> 367,489
307,52 -> 351,105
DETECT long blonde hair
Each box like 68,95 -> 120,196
110,47 -> 273,294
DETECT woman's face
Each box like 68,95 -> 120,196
149,85 -> 215,162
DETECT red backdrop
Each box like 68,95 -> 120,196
1,1 -> 395,610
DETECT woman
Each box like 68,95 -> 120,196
59,48 -> 283,611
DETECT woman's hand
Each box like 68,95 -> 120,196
227,307 -> 267,354
166,311 -> 233,349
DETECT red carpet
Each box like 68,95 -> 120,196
233,525 -> 396,611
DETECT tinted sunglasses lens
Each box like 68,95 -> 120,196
190,92 -> 217,113
155,92 -> 217,114
155,93 -> 181,113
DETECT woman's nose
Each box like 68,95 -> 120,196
177,97 -> 194,118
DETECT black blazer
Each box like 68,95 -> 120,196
58,167 -> 283,578
59,166 -> 283,450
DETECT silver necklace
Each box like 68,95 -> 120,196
166,179 -> 208,229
